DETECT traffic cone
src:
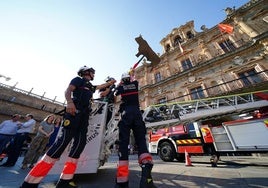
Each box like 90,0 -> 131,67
185,150 -> 192,166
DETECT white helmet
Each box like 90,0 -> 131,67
77,66 -> 95,77
105,76 -> 114,82
121,72 -> 130,79
121,72 -> 130,83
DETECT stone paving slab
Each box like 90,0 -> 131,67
0,155 -> 268,188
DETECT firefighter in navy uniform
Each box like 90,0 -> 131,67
20,66 -> 116,188
99,76 -> 116,126
99,76 -> 116,103
114,72 -> 157,188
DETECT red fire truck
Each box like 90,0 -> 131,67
144,92 -> 268,165
148,116 -> 268,163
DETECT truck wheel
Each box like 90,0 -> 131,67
159,142 -> 175,162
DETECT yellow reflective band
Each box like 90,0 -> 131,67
176,139 -> 201,145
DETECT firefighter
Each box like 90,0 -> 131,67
114,72 -> 157,188
99,76 -> 116,126
99,76 -> 116,103
20,66 -> 116,188
253,110 -> 262,119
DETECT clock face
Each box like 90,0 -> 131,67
188,76 -> 195,83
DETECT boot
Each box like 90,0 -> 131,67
140,163 -> 157,188
55,179 -> 78,188
210,155 -> 218,167
20,181 -> 39,188
114,181 -> 129,188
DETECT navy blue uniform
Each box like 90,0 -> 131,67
115,80 -> 148,161
99,84 -> 116,126
47,77 -> 96,159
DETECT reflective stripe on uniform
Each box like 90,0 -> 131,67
139,153 -> 153,164
116,160 -> 129,183
62,162 -> 77,174
121,91 -> 138,96
29,160 -> 54,177
24,155 -> 57,184
60,158 -> 78,180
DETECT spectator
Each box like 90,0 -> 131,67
21,114 -> 55,169
46,116 -> 62,150
0,114 -> 21,155
0,114 -> 36,167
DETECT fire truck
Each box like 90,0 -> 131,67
143,91 -> 268,165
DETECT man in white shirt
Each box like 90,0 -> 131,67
0,114 -> 21,154
0,114 -> 36,167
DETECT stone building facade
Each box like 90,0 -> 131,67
135,0 -> 268,109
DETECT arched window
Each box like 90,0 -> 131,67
186,31 -> 194,39
174,36 -> 183,47
165,44 -> 171,52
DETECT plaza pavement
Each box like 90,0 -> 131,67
0,154 -> 268,188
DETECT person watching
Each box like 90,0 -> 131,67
1,114 -> 36,167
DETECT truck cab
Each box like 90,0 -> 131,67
148,122 -> 214,162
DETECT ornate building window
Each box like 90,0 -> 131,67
181,58 -> 193,71
238,69 -> 263,86
174,35 -> 183,47
165,44 -> 171,52
186,31 -> 194,39
155,72 -> 162,83
218,39 -> 236,53
190,86 -> 205,100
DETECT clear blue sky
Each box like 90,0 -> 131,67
0,0 -> 249,103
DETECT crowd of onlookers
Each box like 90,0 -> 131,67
0,113 -> 62,169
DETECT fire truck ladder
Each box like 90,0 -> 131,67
143,90 -> 268,129
210,126 -> 234,151
100,102 -> 120,165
